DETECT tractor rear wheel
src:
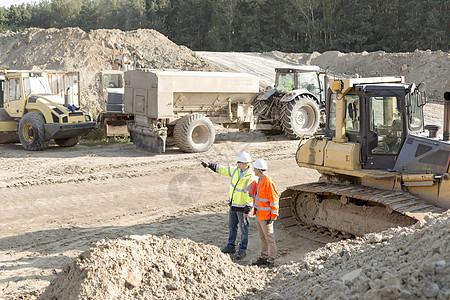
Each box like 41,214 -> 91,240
281,95 -> 320,139
173,114 -> 215,153
18,112 -> 48,151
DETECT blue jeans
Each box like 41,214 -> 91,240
226,209 -> 249,251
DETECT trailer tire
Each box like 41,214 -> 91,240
54,137 -> 80,147
18,112 -> 48,151
174,114 -> 215,153
281,95 -> 320,139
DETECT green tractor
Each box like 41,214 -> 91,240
253,66 -> 327,138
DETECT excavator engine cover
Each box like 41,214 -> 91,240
394,135 -> 450,175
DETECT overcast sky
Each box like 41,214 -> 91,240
1,0 -> 41,8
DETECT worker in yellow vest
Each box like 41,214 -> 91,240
201,152 -> 255,260
249,158 -> 279,268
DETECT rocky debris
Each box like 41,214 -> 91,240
39,211 -> 448,299
263,50 -> 450,102
38,235 -> 272,300
252,211 -> 449,300
0,27 -> 217,112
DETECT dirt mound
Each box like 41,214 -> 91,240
254,211 -> 449,299
0,27 -> 447,110
0,27 -> 216,112
38,235 -> 272,300
39,211 -> 448,300
264,50 -> 450,102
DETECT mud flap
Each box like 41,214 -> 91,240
128,125 -> 166,154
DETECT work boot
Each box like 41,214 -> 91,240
251,257 -> 268,266
235,250 -> 246,260
221,247 -> 236,254
262,261 -> 275,268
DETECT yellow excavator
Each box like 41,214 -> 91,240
280,77 -> 449,236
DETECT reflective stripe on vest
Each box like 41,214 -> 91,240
256,197 -> 269,203
254,176 -> 265,208
257,207 -> 271,211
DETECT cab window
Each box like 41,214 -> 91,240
345,95 -> 360,132
8,79 -> 21,101
275,73 -> 294,92
328,93 -> 360,133
103,73 -> 123,89
0,80 -> 4,107
407,92 -> 424,132
23,76 -> 52,96
297,72 -> 321,99
328,93 -> 337,131
369,96 -> 403,154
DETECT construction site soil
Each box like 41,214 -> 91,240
0,28 -> 449,299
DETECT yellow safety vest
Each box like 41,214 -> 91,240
218,165 -> 254,208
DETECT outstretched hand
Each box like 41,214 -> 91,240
201,161 -> 209,168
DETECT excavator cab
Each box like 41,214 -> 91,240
324,80 -> 425,170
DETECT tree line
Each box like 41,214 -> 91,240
0,0 -> 447,53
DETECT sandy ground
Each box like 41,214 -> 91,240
0,130 -> 338,298
0,49 -> 447,298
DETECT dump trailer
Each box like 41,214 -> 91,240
280,77 -> 449,236
253,66 -> 328,138
0,71 -> 95,150
124,69 -> 259,153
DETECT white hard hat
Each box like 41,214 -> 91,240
253,158 -> 268,170
234,152 -> 251,163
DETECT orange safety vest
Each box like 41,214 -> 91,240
251,175 -> 279,220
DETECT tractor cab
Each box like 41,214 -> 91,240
274,66 -> 323,101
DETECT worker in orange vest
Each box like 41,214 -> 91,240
246,158 -> 279,268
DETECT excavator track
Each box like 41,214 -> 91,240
281,216 -> 348,245
279,182 -> 446,236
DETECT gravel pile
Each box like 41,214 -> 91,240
253,211 -> 449,300
0,27 -> 216,112
39,211 -> 448,299
264,50 -> 449,102
38,235 -> 273,300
